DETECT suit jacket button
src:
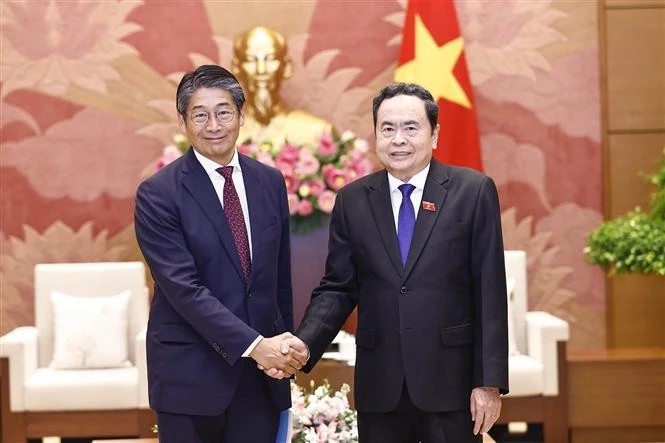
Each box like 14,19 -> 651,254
222,352 -> 228,358
400,286 -> 407,294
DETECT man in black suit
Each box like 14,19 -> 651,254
268,82 -> 508,442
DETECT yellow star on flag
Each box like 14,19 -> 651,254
395,14 -> 471,109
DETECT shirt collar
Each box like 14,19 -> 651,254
387,163 -> 430,194
192,148 -> 242,176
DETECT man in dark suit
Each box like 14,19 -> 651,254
134,64 -> 305,443
270,82 -> 508,442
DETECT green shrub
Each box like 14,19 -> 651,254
584,149 -> 665,276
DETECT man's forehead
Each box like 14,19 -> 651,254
188,88 -> 235,109
379,96 -> 426,116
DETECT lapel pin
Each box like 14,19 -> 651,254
422,201 -> 436,212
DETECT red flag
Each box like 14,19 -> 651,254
422,201 -> 436,212
395,0 -> 483,171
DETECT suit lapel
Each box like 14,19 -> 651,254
403,161 -> 450,281
239,155 -> 264,285
367,171 -> 404,277
181,149 -> 245,281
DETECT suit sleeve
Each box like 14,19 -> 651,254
134,179 -> 258,366
296,190 -> 359,371
471,176 -> 509,394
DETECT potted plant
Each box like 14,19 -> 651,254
585,148 -> 664,348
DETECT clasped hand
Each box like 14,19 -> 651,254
250,332 -> 309,379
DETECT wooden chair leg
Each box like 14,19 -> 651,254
544,397 -> 569,442
1,357 -> 26,443
543,341 -> 570,443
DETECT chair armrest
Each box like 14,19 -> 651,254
135,325 -> 149,408
525,311 -> 569,395
0,327 -> 39,412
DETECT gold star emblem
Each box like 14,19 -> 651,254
395,14 -> 471,109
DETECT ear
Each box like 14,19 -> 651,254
282,56 -> 293,80
178,114 -> 187,132
238,110 -> 245,127
431,123 -> 440,150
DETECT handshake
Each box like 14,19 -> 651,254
249,332 -> 309,379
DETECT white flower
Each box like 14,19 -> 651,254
353,138 -> 369,153
290,380 -> 358,443
340,130 -> 355,143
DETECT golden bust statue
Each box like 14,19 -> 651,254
232,26 -> 332,147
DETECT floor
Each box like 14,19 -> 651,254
34,425 -> 544,443
490,423 -> 544,443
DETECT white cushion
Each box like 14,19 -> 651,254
50,290 -> 131,369
506,355 -> 544,397
506,278 -> 520,356
25,367 -> 139,411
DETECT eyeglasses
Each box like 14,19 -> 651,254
189,109 -> 236,126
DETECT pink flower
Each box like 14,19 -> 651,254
316,131 -> 339,157
227,132 -> 375,233
295,149 -> 321,178
275,155 -> 296,172
280,143 -> 301,161
287,193 -> 300,215
325,168 -> 349,191
237,143 -> 258,156
274,143 -> 300,171
317,190 -> 337,214
322,164 -> 335,179
256,150 -> 275,168
303,178 -> 325,197
297,199 -> 314,216
282,169 -> 300,194
155,145 -> 182,170
342,150 -> 374,179
352,157 -> 374,178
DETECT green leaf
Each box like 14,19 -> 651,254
290,211 -> 330,235
585,148 -> 665,276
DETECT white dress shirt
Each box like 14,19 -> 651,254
193,148 -> 253,260
192,148 -> 262,357
387,164 -> 431,231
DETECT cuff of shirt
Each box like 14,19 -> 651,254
242,335 -> 263,357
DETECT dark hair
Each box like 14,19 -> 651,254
176,65 -> 245,117
372,83 -> 439,135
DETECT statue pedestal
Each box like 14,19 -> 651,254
290,225 -> 357,334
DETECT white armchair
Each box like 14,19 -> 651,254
0,262 -> 154,442
499,250 -> 570,442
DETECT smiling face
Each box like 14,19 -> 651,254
375,94 -> 439,182
179,87 -> 244,166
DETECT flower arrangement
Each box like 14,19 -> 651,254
290,380 -> 358,443
145,131 -> 374,234
156,133 -> 189,168
141,134 -> 189,180
239,131 -> 374,234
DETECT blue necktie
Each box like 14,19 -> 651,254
397,184 -> 416,267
